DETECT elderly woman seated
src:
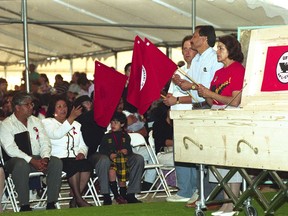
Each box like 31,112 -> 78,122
42,95 -> 92,208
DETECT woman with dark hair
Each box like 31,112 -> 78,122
197,35 -> 245,215
42,95 -> 92,208
197,35 -> 245,108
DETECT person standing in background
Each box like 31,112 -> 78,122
164,35 -> 198,204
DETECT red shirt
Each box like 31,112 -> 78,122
210,61 -> 245,105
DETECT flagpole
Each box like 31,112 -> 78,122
177,67 -> 199,86
175,67 -> 199,102
223,83 -> 247,109
186,91 -> 198,103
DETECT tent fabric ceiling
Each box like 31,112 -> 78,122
0,0 -> 287,66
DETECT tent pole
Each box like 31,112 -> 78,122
4,66 -> 7,79
115,52 -> 118,71
192,0 -> 196,33
69,59 -> 73,78
22,0 -> 30,92
166,46 -> 172,58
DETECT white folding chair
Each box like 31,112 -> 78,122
2,174 -> 20,212
57,171 -> 101,207
84,172 -> 102,206
148,131 -> 177,198
2,170 -> 47,212
129,132 -> 171,199
0,151 -> 48,212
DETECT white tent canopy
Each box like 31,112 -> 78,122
0,0 -> 287,67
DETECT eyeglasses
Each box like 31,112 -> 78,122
19,102 -> 34,108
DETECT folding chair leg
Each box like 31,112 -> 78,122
5,178 -> 20,212
83,177 -> 101,206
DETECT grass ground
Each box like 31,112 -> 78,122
2,192 -> 288,216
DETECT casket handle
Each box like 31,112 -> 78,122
183,136 -> 203,150
237,139 -> 258,154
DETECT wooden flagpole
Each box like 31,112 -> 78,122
176,67 -> 199,86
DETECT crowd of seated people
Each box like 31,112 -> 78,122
0,66 -> 146,211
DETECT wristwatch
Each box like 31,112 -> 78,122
191,85 -> 196,90
176,97 -> 180,104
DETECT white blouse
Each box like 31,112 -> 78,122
42,118 -> 88,158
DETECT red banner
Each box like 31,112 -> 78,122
94,61 -> 128,127
127,36 -> 177,115
126,36 -> 144,108
261,45 -> 288,91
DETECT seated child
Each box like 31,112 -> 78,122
99,112 -> 133,204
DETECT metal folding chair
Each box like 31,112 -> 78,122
2,171 -> 47,212
148,131 -> 177,198
129,132 -> 171,199
57,171 -> 101,207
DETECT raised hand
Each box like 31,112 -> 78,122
67,105 -> 82,124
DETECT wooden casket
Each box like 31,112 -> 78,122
171,26 -> 288,172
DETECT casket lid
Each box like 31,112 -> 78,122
241,25 -> 288,110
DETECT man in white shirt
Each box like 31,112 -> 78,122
164,35 -> 198,204
166,26 -> 223,206
0,92 -> 63,211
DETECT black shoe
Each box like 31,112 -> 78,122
20,204 -> 32,212
103,194 -> 112,205
141,181 -> 153,191
126,193 -> 142,204
46,202 -> 56,210
69,198 -> 77,208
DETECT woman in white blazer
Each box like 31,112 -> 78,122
42,96 -> 92,208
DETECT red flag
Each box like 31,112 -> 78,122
144,38 -> 178,90
127,36 -> 177,115
94,61 -> 128,127
126,36 -> 144,108
261,45 -> 288,91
